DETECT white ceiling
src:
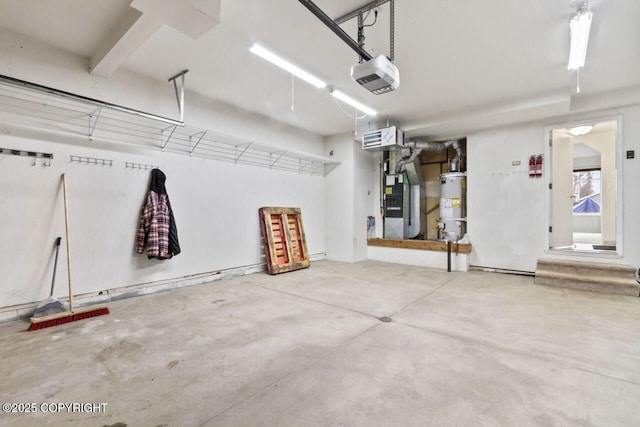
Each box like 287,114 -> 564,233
0,0 -> 638,137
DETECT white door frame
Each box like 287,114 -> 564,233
543,114 -> 624,258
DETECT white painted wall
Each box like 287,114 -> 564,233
573,155 -> 601,170
467,125 -> 547,272
573,215 -> 600,234
368,247 -> 469,272
466,105 -> 640,272
324,134 -> 354,262
0,30 -> 326,309
372,153 -> 384,239
618,106 -> 640,263
325,134 -> 376,262
353,141 -> 377,262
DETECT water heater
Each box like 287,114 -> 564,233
438,172 -> 467,241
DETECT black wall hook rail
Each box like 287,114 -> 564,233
1,147 -> 53,159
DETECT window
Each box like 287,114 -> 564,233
572,170 -> 601,213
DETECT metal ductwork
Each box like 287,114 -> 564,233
394,147 -> 422,174
395,139 -> 465,174
387,138 -> 467,242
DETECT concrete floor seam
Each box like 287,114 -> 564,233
395,320 -> 640,387
390,276 -> 455,319
198,369 -> 299,426
199,322 -> 383,426
253,284 -> 381,321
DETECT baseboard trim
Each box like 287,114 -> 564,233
469,265 -> 535,276
1,253 -> 327,323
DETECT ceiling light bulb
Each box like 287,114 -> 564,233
569,125 -> 593,136
568,10 -> 592,70
331,90 -> 377,116
249,43 -> 327,89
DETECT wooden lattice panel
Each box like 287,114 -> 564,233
270,213 -> 290,266
259,207 -> 310,275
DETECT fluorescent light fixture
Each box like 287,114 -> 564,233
568,9 -> 592,70
249,43 -> 326,89
569,125 -> 593,136
331,89 -> 377,116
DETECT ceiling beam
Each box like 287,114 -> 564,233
298,0 -> 372,61
89,8 -> 157,78
90,0 -> 220,78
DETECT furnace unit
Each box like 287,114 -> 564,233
383,173 -> 420,240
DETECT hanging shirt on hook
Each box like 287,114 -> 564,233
136,169 -> 181,260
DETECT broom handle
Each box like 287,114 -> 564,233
49,237 -> 62,297
62,174 -> 74,312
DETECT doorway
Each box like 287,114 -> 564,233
548,118 -> 620,254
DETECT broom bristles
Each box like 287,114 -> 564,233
32,297 -> 68,318
28,306 -> 110,331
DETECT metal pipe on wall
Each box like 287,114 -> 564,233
396,139 -> 465,173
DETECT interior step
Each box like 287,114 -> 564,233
534,258 -> 640,297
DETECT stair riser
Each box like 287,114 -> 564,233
537,265 -> 635,279
535,276 -> 640,297
535,259 -> 640,297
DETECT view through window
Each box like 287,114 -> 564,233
573,170 -> 601,213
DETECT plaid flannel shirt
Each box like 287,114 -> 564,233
136,191 -> 172,259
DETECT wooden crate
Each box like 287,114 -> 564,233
259,207 -> 310,275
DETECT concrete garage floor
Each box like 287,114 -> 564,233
1,260 -> 639,427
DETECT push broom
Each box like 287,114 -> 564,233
30,237 -> 67,319
29,174 -> 109,331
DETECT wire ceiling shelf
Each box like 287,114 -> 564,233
0,75 -> 338,177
